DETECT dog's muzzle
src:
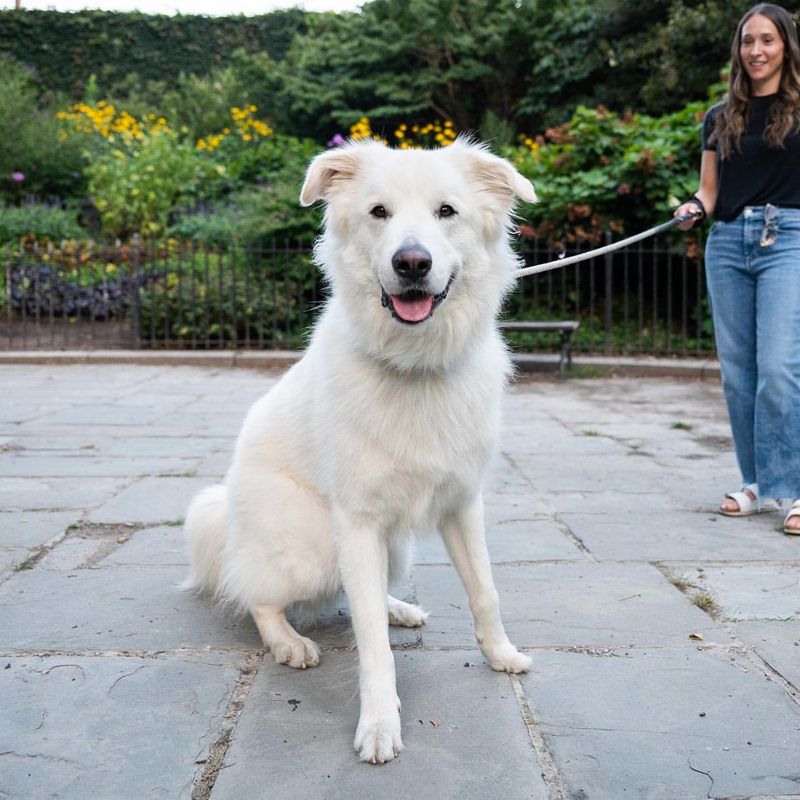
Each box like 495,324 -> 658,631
381,243 -> 453,325
381,277 -> 453,325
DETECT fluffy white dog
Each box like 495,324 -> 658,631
185,138 -> 537,764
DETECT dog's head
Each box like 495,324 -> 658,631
300,138 -> 536,368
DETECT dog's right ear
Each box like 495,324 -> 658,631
299,145 -> 363,206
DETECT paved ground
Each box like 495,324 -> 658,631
1,363 -> 799,800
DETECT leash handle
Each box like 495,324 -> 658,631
514,211 -> 702,279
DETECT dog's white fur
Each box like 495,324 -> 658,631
185,138 -> 536,764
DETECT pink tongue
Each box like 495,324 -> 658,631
390,294 -> 434,322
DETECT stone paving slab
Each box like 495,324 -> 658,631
102,525 -> 190,566
212,650 -> 549,800
687,565 -> 800,621
414,562 -> 727,648
0,546 -> 29,575
33,399 -> 192,427
89,476 -> 213,524
520,647 -> 800,800
533,488 -> 700,515
0,454 -> 200,478
0,652 -> 244,800
149,408 -> 247,437
0,509 -> 78,548
0,476 -> 130,512
735,620 -> 800,693
0,566 -> 261,650
194,451 -> 232,477
413,520 -> 585,564
502,429 -> 634,457
483,489 -> 554,520
101,435 -> 227,458
37,534 -> 109,570
561,511 -> 800,561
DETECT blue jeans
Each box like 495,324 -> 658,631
705,205 -> 800,499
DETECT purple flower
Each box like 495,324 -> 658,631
326,133 -> 346,149
11,171 -> 25,183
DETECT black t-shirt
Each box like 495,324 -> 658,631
702,95 -> 800,221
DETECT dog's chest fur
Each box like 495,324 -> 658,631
310,336 -> 507,530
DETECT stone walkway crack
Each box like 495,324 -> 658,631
191,649 -> 264,800
509,674 -> 568,800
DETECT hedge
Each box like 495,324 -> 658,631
0,9 -> 308,98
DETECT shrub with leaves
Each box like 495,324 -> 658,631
59,102 -> 222,238
0,55 -> 89,201
508,102 -> 711,245
88,126 -> 219,239
0,204 -> 88,246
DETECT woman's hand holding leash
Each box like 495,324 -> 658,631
674,197 -> 706,230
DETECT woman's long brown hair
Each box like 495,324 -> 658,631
711,4 -> 800,159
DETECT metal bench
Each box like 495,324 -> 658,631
498,320 -> 581,377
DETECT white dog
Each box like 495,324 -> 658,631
185,138 -> 536,764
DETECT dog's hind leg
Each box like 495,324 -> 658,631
386,534 -> 428,628
387,595 -> 428,627
252,605 -> 320,669
440,495 -> 531,674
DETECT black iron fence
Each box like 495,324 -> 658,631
1,234 -> 713,356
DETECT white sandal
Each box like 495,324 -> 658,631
719,483 -> 779,517
783,500 -> 800,535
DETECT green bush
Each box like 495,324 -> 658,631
170,134 -> 323,247
87,125 -> 220,239
507,102 -> 711,245
0,204 -> 88,246
0,55 -> 89,201
108,56 -> 277,144
168,208 -> 242,248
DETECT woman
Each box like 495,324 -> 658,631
676,3 -> 800,534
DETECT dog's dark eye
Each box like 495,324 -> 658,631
370,205 -> 388,219
438,204 -> 456,218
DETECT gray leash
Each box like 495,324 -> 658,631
515,212 -> 699,279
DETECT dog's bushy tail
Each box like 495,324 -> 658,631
183,484 -> 228,594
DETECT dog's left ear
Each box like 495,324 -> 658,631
470,149 -> 537,204
453,141 -> 537,205
300,145 -> 364,206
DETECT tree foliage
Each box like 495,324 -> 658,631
1,0 -> 756,143
269,0 -> 753,141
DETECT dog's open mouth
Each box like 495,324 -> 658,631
381,277 -> 453,325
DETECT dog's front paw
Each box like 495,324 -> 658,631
354,711 -> 403,765
484,643 -> 531,674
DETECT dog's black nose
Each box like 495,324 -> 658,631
392,245 -> 432,282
